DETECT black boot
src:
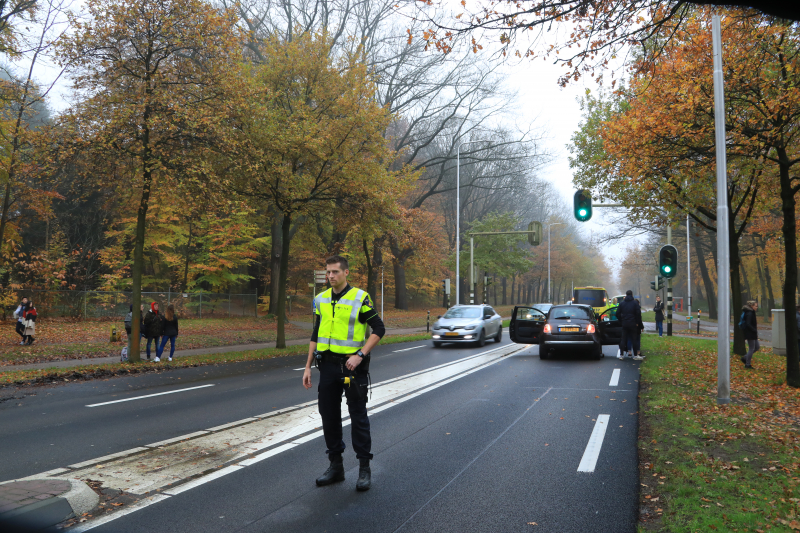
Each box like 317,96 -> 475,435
316,453 -> 345,486
356,458 -> 371,492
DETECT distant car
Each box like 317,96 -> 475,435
510,303 -> 618,360
431,305 -> 503,347
531,303 -> 553,315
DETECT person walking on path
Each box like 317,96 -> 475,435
22,301 -> 37,345
740,300 -> 759,369
302,255 -> 385,492
653,296 -> 665,337
143,302 -> 164,361
13,297 -> 28,344
157,304 -> 179,362
616,290 -> 641,360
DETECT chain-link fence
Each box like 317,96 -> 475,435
17,290 -> 258,319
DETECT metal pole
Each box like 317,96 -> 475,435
667,225 -> 673,337
548,227 -> 551,303
469,235 -> 475,304
687,214 -> 692,317
713,15 -> 730,404
381,266 -> 384,317
456,146 -> 461,306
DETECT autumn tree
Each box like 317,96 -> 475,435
220,33 -> 410,348
55,0 -> 239,361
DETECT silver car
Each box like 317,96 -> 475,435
431,305 -> 503,347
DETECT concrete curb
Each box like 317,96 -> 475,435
0,478 -> 98,531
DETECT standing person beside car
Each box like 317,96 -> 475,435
157,304 -> 179,362
633,299 -> 645,360
740,300 -> 759,370
616,290 -> 640,360
143,302 -> 164,362
302,255 -> 385,492
13,297 -> 28,345
653,296 -> 665,337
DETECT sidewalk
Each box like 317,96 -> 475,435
0,478 -> 97,530
0,322 -> 430,373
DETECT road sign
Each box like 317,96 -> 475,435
314,270 -> 327,284
687,316 -> 693,321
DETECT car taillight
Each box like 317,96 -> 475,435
543,324 -> 551,334
586,324 -> 596,334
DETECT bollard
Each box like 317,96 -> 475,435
427,310 -> 430,333
697,309 -> 701,334
110,325 -> 118,343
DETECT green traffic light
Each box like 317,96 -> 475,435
664,266 -> 672,273
578,208 -> 587,217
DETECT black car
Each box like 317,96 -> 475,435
510,303 -> 621,359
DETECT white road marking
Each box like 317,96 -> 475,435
293,367 -> 306,370
163,465 -> 243,496
70,494 -> 171,532
68,448 -> 149,469
392,345 -> 426,353
86,384 -> 215,407
577,414 -> 611,473
609,369 -> 621,387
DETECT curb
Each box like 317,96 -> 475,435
0,478 -> 98,531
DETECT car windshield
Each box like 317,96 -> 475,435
443,307 -> 481,319
573,289 -> 606,308
549,306 -> 592,320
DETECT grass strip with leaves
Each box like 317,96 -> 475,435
638,335 -> 800,532
0,333 -> 431,388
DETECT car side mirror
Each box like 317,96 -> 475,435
437,315 -> 441,319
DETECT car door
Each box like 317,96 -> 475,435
597,306 -> 622,345
509,306 -> 547,344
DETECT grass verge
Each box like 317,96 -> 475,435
0,333 -> 431,388
638,335 -> 800,532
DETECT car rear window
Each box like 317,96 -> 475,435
549,306 -> 592,320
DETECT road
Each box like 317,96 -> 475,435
1,337 -> 641,532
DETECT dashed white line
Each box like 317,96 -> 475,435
609,369 -> 621,387
86,384 -> 215,407
577,414 -> 610,473
392,345 -> 426,353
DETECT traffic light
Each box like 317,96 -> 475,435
527,221 -> 542,246
650,276 -> 664,291
573,190 -> 593,222
659,245 -> 678,279
442,278 -> 451,295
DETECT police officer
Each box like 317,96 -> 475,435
303,255 -> 385,491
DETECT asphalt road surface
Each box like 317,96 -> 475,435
1,337 -> 641,532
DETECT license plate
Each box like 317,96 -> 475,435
445,332 -> 459,336
560,327 -> 579,332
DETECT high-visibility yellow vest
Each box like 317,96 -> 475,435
314,287 -> 371,354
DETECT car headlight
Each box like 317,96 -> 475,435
464,325 -> 476,330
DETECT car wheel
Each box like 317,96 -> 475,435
592,343 -> 602,360
539,346 -> 549,359
476,329 -> 486,347
495,326 -> 503,343
433,341 -> 442,348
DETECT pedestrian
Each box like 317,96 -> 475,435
616,290 -> 640,360
302,255 -> 385,492
23,301 -> 37,345
157,304 -> 179,362
653,296 -> 664,337
13,297 -> 28,345
739,300 -> 759,369
143,302 -> 164,361
634,298 -> 645,360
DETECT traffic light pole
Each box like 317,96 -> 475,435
667,225 -> 673,337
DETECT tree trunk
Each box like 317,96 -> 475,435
393,258 -> 409,310
695,235 -> 718,320
276,212 -> 292,349
510,276 -> 516,305
729,226 -> 746,356
776,150 -> 800,387
502,277 -> 507,305
129,169 -> 154,362
741,259 -> 752,301
755,255 -> 769,318
363,238 -> 374,299
268,211 -> 282,315
763,251 -> 777,318
182,219 -> 193,292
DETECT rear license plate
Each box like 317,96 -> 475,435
560,327 -> 579,332
445,332 -> 459,336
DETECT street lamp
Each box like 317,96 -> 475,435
456,140 -> 482,306
547,222 -> 564,303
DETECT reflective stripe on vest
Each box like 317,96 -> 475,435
314,287 -> 368,354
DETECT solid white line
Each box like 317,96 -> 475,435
293,367 -> 306,370
609,369 -> 621,387
577,414 -> 611,473
163,465 -> 243,496
392,345 -> 426,353
70,494 -> 171,532
206,418 -> 257,432
86,384 -> 215,407
239,442 -> 299,466
145,431 -> 210,448
68,448 -> 148,469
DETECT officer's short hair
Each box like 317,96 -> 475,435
626,290 -> 633,296
326,255 -> 349,271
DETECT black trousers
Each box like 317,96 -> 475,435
619,326 -> 640,354
318,356 -> 372,460
15,321 -> 24,339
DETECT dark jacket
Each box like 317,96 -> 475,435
162,316 -> 179,337
740,305 -> 758,341
617,295 -> 640,328
654,301 -> 664,321
143,310 -> 164,338
124,311 -> 133,334
795,311 -> 799,336
636,305 -> 644,331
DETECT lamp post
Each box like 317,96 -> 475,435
547,222 -> 564,303
456,140 -> 482,306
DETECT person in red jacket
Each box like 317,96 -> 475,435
23,302 -> 37,345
